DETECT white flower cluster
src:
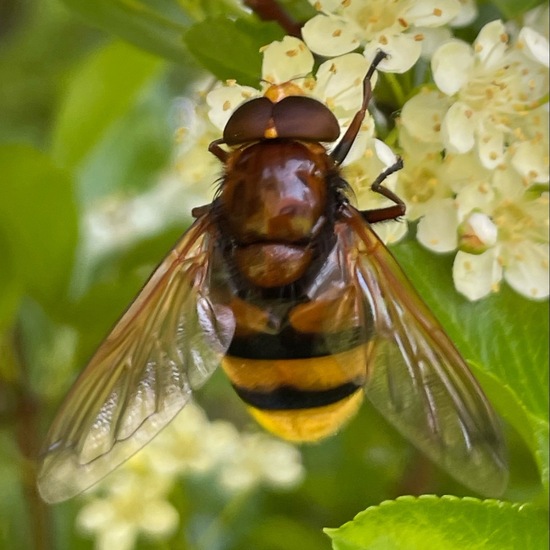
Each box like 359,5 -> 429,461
170,5 -> 548,308
398,15 -> 549,300
76,402 -> 304,550
301,0 -> 471,72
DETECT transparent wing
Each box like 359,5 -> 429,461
339,206 -> 508,496
37,213 -> 235,503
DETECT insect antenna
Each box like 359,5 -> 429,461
330,50 -> 388,166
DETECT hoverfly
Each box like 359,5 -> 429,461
37,51 -> 508,503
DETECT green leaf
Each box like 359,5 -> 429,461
185,17 -> 283,86
0,430 -> 30,549
61,0 -> 196,63
246,515 -> 329,550
390,237 -> 549,490
78,78 -> 174,202
489,0 -> 546,19
51,40 -> 164,169
326,495 -> 549,550
0,144 -> 78,304
17,298 -> 78,399
0,232 -> 21,334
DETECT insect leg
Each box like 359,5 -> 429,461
330,50 -> 388,166
361,157 -> 406,223
209,139 -> 229,163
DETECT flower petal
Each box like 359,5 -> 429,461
207,85 -> 259,130
511,139 -> 550,184
451,0 -> 478,28
261,36 -> 314,83
400,89 -> 450,143
77,500 -> 115,532
518,26 -> 550,68
308,0 -> 342,11
504,243 -> 550,300
302,14 -> 360,56
432,39 -> 473,95
417,197 -> 458,252
97,525 -> 136,550
404,0 -> 460,27
473,19 -> 508,68
364,33 -> 422,73
476,119 -> 505,169
372,219 -> 408,245
441,101 -> 476,153
139,500 -> 179,536
314,53 -> 369,112
420,27 -> 453,59
453,249 -> 502,300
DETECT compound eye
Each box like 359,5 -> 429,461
223,97 -> 273,145
273,97 -> 340,142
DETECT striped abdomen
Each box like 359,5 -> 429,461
221,292 -> 371,442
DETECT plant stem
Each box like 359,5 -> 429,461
13,324 -> 53,550
244,0 -> 302,37
384,73 -> 407,107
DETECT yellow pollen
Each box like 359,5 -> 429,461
489,152 -> 498,160
223,100 -> 231,111
465,109 -> 473,118
433,8 -> 442,16
464,261 -> 472,270
478,182 -> 490,193
414,34 -> 424,41
226,79 -> 237,86
330,63 -> 338,74
379,35 -> 388,45
500,32 -> 509,43
333,29 -> 342,37
286,48 -> 298,58
433,123 -> 441,132
304,78 -> 315,91
475,43 -> 483,53
513,127 -> 525,140
342,0 -> 351,7
528,169 -> 539,180
398,18 -> 408,28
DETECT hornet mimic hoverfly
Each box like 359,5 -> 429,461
37,51 -> 508,503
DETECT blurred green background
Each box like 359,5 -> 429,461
0,0 -> 548,549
